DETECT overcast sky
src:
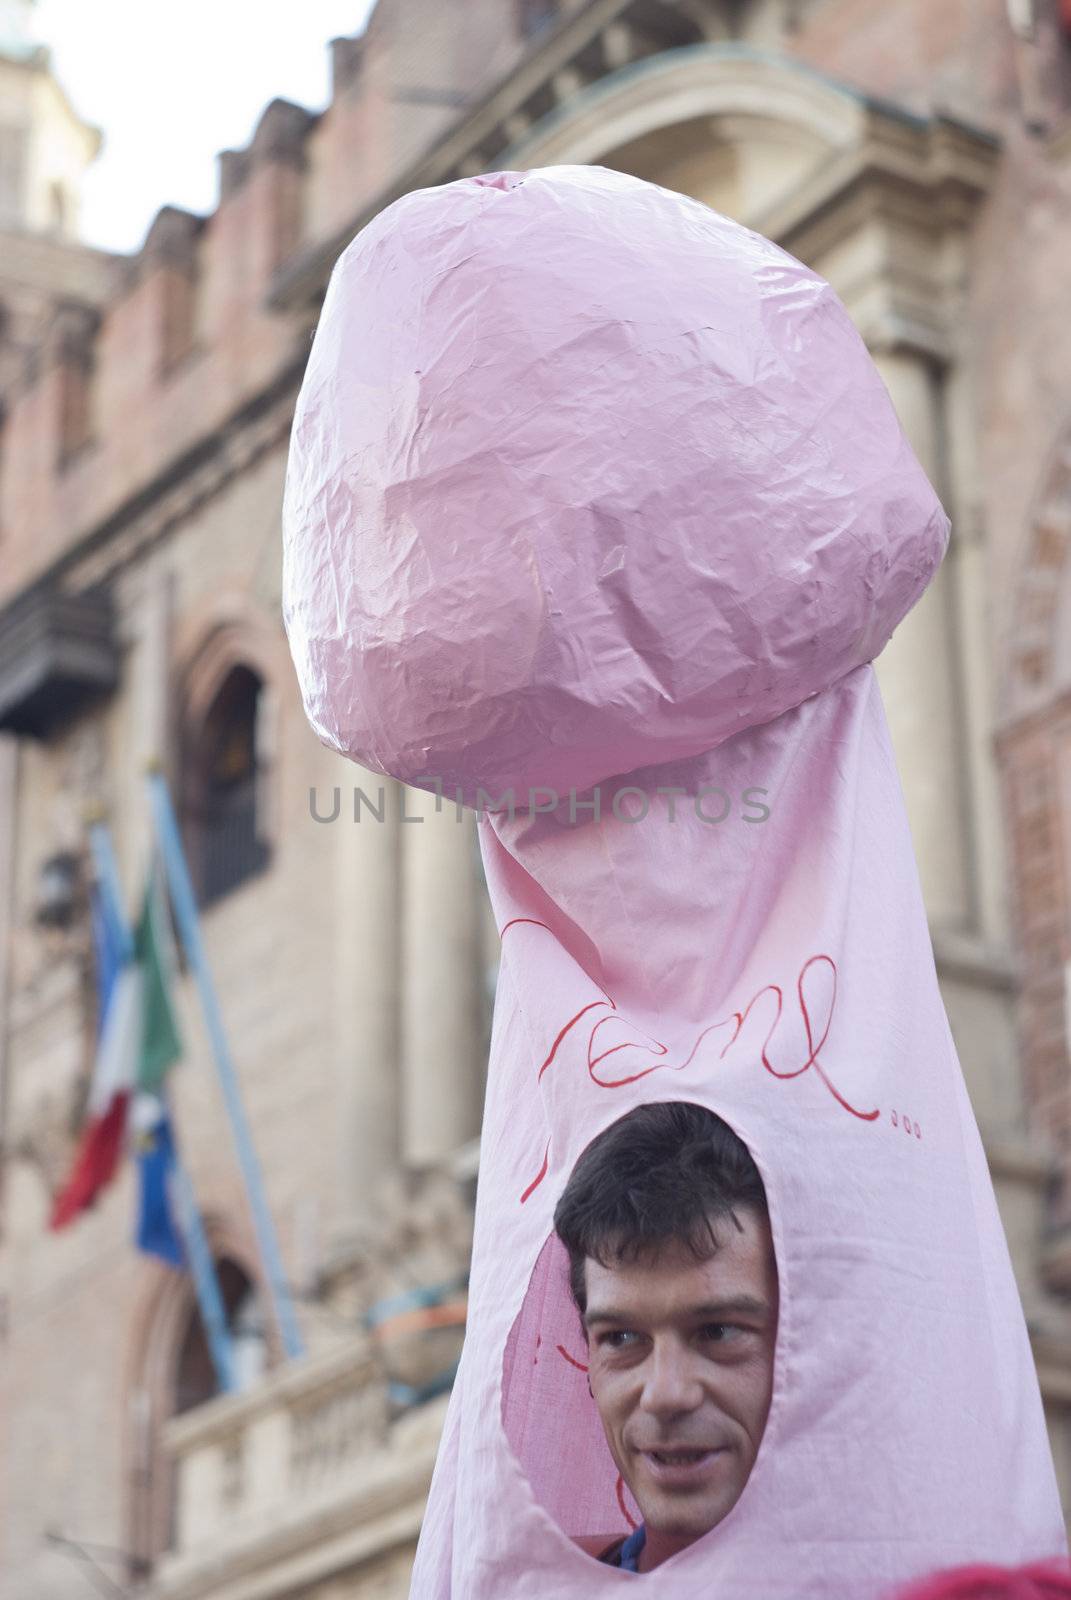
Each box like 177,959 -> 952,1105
34,0 -> 378,253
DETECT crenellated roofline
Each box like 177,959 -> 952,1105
0,2 -> 1002,633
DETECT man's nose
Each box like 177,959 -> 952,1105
639,1341 -> 704,1417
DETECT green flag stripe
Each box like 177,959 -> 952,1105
135,863 -> 182,1092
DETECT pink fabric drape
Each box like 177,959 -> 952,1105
283,164 -> 1066,1596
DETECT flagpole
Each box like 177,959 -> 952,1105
169,1161 -> 239,1393
86,818 -> 238,1396
87,825 -> 134,964
145,767 -> 306,1361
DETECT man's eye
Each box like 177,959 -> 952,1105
702,1323 -> 743,1343
600,1330 -> 639,1349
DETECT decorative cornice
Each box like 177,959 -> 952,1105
496,45 -> 998,367
502,40 -> 931,167
759,112 -> 1000,252
268,31 -> 1000,387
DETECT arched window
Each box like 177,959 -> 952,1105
174,1260 -> 267,1414
184,664 -> 272,907
128,1256 -> 270,1576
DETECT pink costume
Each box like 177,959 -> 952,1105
282,165 -> 1066,1596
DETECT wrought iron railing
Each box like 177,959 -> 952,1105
196,776 -> 270,906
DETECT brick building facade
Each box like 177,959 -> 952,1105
1,1 -> 1071,1596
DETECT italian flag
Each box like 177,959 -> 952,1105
50,862 -> 182,1230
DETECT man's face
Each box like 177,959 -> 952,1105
583,1207 -> 778,1565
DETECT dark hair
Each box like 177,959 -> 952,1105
553,1101 -> 768,1317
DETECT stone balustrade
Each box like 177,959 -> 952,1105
154,1337 -> 449,1600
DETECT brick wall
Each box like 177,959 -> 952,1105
1001,710 -> 1071,1218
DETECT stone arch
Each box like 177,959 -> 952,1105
501,43 -> 871,222
121,1214 -> 270,1578
172,592 -> 288,736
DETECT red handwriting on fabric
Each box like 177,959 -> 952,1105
498,921 -> 880,1204
616,1474 -> 640,1530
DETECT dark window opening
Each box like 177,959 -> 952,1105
173,1259 -> 266,1415
186,665 -> 271,908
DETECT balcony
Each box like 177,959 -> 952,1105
0,582 -> 119,738
154,1337 -> 449,1599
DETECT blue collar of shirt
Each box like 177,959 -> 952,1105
619,1524 -> 647,1573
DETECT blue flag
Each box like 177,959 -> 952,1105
132,1094 -> 184,1269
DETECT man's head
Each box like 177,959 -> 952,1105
553,1102 -> 778,1567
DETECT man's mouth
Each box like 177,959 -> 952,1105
639,1445 -> 728,1484
648,1449 -> 711,1465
